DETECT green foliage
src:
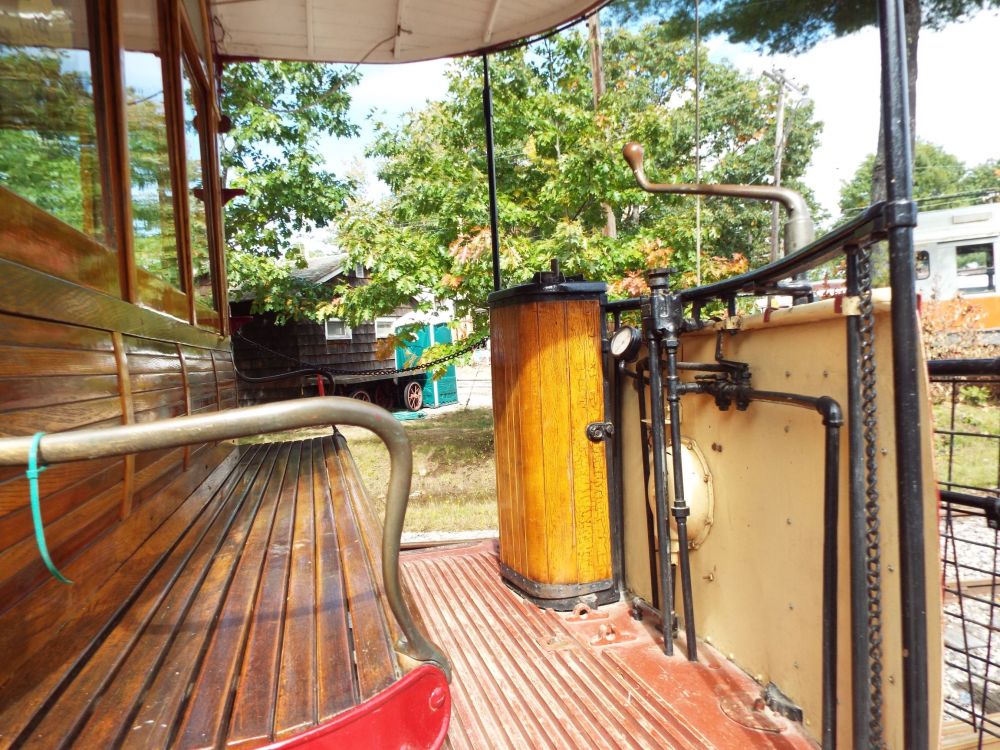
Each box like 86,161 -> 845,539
839,140 -> 1000,215
335,24 -> 821,333
610,0 -> 998,54
222,61 -> 359,259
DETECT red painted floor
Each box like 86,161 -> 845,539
402,541 -> 817,749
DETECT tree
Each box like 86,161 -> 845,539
220,61 -> 362,319
840,140 -> 1000,215
333,24 -> 821,336
611,0 -> 999,203
222,61 -> 359,258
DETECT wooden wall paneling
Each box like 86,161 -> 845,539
177,342 -> 193,467
113,333 -> 136,518
0,196 -> 120,298
210,350 -> 223,410
0,260 -> 227,350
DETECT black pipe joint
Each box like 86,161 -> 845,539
815,396 -> 844,427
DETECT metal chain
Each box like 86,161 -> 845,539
235,328 -> 489,378
858,244 -> 886,748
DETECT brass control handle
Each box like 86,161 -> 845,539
622,141 -> 815,253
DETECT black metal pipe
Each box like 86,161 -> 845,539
820,399 -> 842,750
482,54 -> 501,293
645,332 -> 675,655
691,381 -> 842,742
927,358 -> 1000,377
635,361 -> 661,611
878,0 -> 928,745
940,489 -> 1000,519
603,315 -> 625,595
605,297 -> 644,314
233,364 -> 335,389
664,342 -> 697,661
845,248 -> 872,750
677,204 -> 885,309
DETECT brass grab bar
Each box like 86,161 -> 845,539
0,397 -> 450,679
623,141 -> 815,253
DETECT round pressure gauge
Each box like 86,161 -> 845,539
610,325 -> 642,362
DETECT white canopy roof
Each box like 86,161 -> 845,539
211,0 -> 605,64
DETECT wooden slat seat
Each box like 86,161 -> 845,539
0,435 -> 401,750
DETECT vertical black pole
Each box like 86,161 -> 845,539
482,55 -> 501,293
821,411 -> 842,750
645,329 -> 675,656
845,248 -> 871,750
877,1 -> 927,748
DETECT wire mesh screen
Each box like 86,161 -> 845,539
932,359 -> 1000,741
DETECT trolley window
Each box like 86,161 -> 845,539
956,242 -> 995,293
0,0 -> 110,245
122,0 -> 181,291
915,250 -> 930,280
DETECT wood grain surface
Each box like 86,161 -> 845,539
490,299 -> 612,588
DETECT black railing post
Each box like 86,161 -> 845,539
877,0 -> 927,748
482,54 -> 502,293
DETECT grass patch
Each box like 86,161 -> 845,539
340,408 -> 498,533
932,400 -> 999,492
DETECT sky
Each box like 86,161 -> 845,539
317,8 -> 1000,239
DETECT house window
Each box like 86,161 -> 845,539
325,319 -> 352,340
956,243 -> 995,293
375,318 -> 395,339
354,262 -> 366,279
915,250 -> 930,280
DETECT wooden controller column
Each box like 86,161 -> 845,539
488,265 -> 615,610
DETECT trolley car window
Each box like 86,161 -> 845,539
0,0 -> 108,243
915,250 -> 930,280
955,242 -> 995,293
122,0 -> 180,290
180,55 -> 214,309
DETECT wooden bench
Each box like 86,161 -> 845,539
0,274 -> 450,749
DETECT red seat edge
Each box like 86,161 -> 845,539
261,665 -> 451,750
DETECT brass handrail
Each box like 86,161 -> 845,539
0,397 -> 451,679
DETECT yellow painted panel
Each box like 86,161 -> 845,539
621,299 -> 942,748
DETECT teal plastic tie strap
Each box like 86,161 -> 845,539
27,432 -> 72,584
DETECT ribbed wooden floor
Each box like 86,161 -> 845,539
1,437 -> 399,750
402,541 -> 816,750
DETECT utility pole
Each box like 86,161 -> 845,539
588,12 -> 617,238
763,69 -> 805,262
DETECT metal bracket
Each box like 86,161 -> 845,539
879,199 -> 917,231
762,682 -> 804,724
586,421 -> 615,442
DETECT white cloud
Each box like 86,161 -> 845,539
712,10 -> 1000,221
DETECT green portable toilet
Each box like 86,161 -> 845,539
394,321 -> 459,408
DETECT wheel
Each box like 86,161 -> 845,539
403,380 -> 423,411
348,387 -> 371,402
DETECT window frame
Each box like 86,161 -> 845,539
325,319 -> 353,341
955,242 -> 996,294
375,317 -> 395,339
